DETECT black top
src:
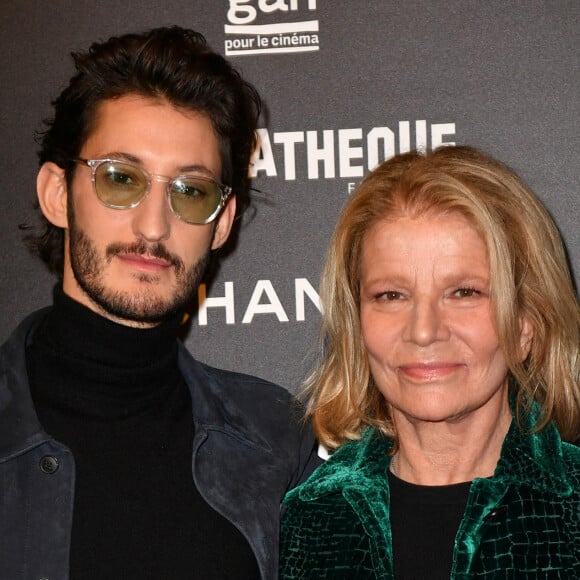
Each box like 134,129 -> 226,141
26,289 -> 260,579
388,469 -> 471,579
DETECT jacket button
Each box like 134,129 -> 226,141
39,455 -> 60,474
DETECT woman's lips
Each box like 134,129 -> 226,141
398,363 -> 463,381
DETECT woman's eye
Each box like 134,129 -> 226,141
453,287 -> 480,298
379,291 -> 404,301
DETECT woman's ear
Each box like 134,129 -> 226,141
518,316 -> 534,361
211,195 -> 237,250
37,162 -> 69,228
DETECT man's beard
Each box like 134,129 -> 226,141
68,217 -> 210,325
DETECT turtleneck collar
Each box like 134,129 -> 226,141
26,287 -> 186,418
39,286 -> 184,370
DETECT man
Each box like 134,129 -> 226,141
0,27 -> 318,580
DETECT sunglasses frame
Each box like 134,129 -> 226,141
74,158 -> 232,225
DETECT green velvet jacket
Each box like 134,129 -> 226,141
280,413 -> 580,579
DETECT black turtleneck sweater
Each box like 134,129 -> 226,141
26,289 -> 260,579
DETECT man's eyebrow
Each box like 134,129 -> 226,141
178,164 -> 216,178
100,151 -> 140,163
97,152 -> 217,178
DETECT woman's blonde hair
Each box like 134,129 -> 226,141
306,146 -> 579,449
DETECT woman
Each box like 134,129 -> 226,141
280,146 -> 580,579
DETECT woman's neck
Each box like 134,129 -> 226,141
390,395 -> 512,485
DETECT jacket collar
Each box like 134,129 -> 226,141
293,405 -> 572,503
494,406 -> 572,496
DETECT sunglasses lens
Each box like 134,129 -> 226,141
89,160 -> 226,224
169,178 -> 222,224
95,161 -> 147,208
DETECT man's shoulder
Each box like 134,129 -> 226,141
177,345 -> 318,477
0,308 -> 52,383
177,343 -> 292,402
1,307 -> 50,352
0,308 -> 53,457
177,343 -> 306,441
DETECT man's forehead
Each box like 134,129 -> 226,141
80,94 -> 222,177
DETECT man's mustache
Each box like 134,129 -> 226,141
105,241 -> 185,274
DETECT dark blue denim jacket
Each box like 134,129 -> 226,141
0,308 -> 319,580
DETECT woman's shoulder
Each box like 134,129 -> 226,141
284,428 -> 393,504
561,440 -> 580,482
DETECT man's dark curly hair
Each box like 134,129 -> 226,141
30,26 -> 261,275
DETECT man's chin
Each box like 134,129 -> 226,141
86,288 -> 189,326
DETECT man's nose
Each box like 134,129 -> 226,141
131,180 -> 171,242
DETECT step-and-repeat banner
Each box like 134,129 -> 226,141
1,1 -> 578,391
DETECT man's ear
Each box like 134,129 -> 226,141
37,162 -> 69,228
211,195 -> 236,250
518,315 -> 534,362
